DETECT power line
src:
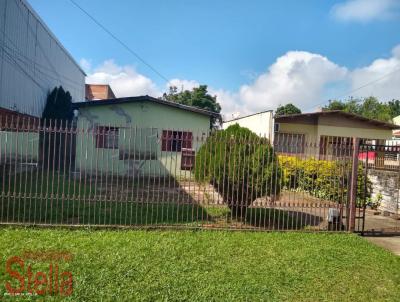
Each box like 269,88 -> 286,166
307,66 -> 400,111
2,48 -> 47,94
68,0 -> 170,83
0,40 -> 83,88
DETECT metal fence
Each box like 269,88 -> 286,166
0,118 -> 365,231
359,141 -> 400,171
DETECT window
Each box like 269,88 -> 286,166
95,126 -> 119,149
319,136 -> 353,158
274,132 -> 305,154
161,130 -> 192,152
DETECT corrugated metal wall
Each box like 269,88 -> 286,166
0,0 -> 85,118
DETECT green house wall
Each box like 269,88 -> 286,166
75,101 -> 212,177
0,131 -> 39,163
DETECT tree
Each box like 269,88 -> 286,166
275,103 -> 301,116
41,86 -> 74,170
388,99 -> 400,118
323,97 -> 394,122
323,100 -> 346,111
194,124 -> 280,218
162,85 -> 222,126
359,97 -> 391,122
42,86 -> 73,122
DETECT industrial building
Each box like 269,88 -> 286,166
0,0 -> 85,119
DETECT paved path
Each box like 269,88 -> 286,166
365,236 -> 400,256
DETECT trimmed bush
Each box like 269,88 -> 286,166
194,124 -> 281,218
278,155 -> 370,205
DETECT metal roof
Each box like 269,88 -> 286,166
21,0 -> 86,76
73,95 -> 221,118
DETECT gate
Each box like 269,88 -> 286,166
357,142 -> 400,235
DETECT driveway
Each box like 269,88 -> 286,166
364,236 -> 400,256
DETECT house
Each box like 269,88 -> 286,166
223,110 -> 398,158
72,95 -> 220,177
274,111 -> 398,157
85,84 -> 116,101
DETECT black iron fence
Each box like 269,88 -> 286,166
0,118 -> 370,231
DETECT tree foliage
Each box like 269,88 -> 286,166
42,86 -> 73,122
388,99 -> 400,118
194,124 -> 280,218
41,86 -> 74,170
323,97 -> 400,122
275,103 -> 302,116
162,85 -> 222,126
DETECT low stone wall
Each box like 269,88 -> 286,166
368,169 -> 399,215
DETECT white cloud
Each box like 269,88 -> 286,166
79,58 -> 92,72
238,51 -> 347,112
209,88 -> 243,120
167,79 -> 200,92
331,0 -> 400,22
83,45 -> 400,119
165,78 -> 244,119
85,60 -> 160,97
349,44 -> 400,100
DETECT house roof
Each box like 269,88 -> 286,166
275,110 -> 399,130
73,95 -> 220,118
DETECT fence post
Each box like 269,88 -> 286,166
349,137 -> 360,232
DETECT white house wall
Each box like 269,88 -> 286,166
222,111 -> 274,141
0,0 -> 85,117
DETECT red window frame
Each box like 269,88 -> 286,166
161,130 -> 192,152
95,126 -> 119,149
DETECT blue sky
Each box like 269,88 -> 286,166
29,0 -> 400,117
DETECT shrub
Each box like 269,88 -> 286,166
278,155 -> 370,205
194,124 -> 281,218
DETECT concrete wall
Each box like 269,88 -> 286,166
222,111 -> 273,141
317,126 -> 392,141
0,0 -> 85,117
277,123 -> 318,142
368,169 -> 400,215
75,101 -> 212,177
0,130 -> 39,164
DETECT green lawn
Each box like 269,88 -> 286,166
0,228 -> 399,301
0,172 -> 303,229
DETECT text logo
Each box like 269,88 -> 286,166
4,250 -> 73,297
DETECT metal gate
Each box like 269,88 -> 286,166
357,143 -> 400,235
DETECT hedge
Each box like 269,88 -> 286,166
278,155 -> 370,205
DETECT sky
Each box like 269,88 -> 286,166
29,0 -> 400,119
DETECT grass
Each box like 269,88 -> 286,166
0,171 -> 306,229
0,196 -> 302,229
0,228 -> 399,301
